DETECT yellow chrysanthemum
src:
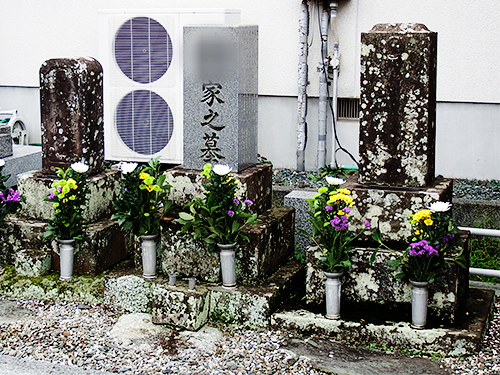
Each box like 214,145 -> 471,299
412,209 -> 432,223
234,179 -> 240,184
139,172 -> 150,180
336,188 -> 351,195
145,185 -> 154,192
337,210 -> 344,216
328,193 -> 354,207
424,218 -> 433,226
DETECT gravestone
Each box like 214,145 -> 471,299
40,57 -> 104,176
0,125 -> 13,158
358,23 -> 437,187
183,25 -> 258,172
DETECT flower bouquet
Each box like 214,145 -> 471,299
111,157 -> 174,278
0,159 -> 22,226
177,163 -> 258,287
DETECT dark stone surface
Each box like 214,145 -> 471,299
40,58 -> 104,176
359,23 -> 437,187
0,125 -> 13,158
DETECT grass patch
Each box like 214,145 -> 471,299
469,219 -> 500,283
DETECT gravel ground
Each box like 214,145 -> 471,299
272,169 -> 500,201
0,296 -> 498,375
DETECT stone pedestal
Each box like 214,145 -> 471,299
183,25 -> 258,172
359,23 -> 437,187
305,231 -> 470,324
40,57 -> 104,175
17,169 -> 120,223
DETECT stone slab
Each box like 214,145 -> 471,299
272,288 -> 494,357
345,173 -> 453,246
3,145 -> 42,186
183,25 -> 258,172
0,127 -> 13,158
305,232 -> 470,323
40,57 -> 104,176
152,279 -> 211,331
358,23 -> 437,187
160,206 -> 295,285
17,169 -> 120,222
14,248 -> 52,277
164,163 -> 272,215
284,189 -> 316,253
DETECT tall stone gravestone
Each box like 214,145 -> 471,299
0,125 -> 13,158
40,57 -> 104,176
183,25 -> 258,172
358,23 -> 437,187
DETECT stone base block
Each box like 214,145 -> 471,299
160,206 -> 295,285
104,274 -> 154,314
0,125 -> 13,158
0,216 -> 132,276
272,288 -> 494,357
152,280 -> 210,331
164,163 -> 272,215
14,248 -> 51,277
17,169 -> 120,222
306,232 -> 470,323
3,145 -> 42,186
344,173 -> 453,245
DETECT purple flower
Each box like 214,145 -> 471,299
244,199 -> 253,205
442,234 -> 455,243
330,215 -> 348,230
342,207 -> 351,214
325,205 -> 333,211
48,190 -> 58,200
408,240 -> 438,257
227,210 -> 235,217
364,220 -> 371,228
233,197 -> 240,205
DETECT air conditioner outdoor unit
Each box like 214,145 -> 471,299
99,9 -> 241,163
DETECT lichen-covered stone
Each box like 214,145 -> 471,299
17,169 -> 120,222
104,275 -> 154,313
306,233 -> 470,323
359,23 -> 437,187
14,248 -> 51,277
40,57 -> 104,176
345,173 -> 452,245
273,288 -> 493,357
164,163 -> 272,215
160,206 -> 294,285
152,280 -> 210,331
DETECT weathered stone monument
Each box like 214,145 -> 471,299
304,23 -> 468,325
0,125 -> 13,158
1,58 -> 131,276
183,25 -> 258,172
40,58 -> 104,176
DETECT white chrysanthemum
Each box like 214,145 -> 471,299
0,159 -> 4,167
213,164 -> 231,176
428,201 -> 452,212
70,161 -> 89,174
325,176 -> 345,186
120,162 -> 138,175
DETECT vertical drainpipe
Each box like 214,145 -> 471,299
316,2 -> 330,170
329,1 -> 340,169
297,0 -> 310,172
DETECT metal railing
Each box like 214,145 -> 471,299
459,226 -> 500,279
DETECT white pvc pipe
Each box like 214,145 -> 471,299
470,267 -> 500,278
458,226 -> 500,237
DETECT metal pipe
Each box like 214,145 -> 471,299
316,3 -> 330,170
458,226 -> 500,237
470,267 -> 500,278
297,0 -> 310,172
329,1 -> 339,169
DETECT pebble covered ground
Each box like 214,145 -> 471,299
0,295 -> 498,374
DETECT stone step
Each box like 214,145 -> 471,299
160,205 -> 295,286
104,259 -> 305,331
271,287 -> 494,357
0,215 -> 132,276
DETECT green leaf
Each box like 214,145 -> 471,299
178,212 -> 194,221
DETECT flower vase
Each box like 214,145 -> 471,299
410,280 -> 429,329
59,239 -> 75,281
217,243 -> 237,288
324,271 -> 343,319
140,234 -> 158,279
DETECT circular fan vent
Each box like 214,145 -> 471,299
116,90 -> 174,155
115,16 -> 173,84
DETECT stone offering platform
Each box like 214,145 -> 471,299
104,259 -> 305,331
272,287 -> 495,357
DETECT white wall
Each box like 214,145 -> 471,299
1,1 -> 499,179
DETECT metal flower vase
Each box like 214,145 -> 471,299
324,271 -> 343,319
217,243 -> 237,288
59,239 -> 75,281
140,234 -> 158,279
410,280 -> 429,329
